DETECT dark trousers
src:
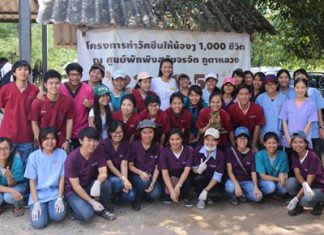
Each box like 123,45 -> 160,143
193,174 -> 224,201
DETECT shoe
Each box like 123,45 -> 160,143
132,201 -> 142,211
288,204 -> 303,216
197,200 -> 206,209
100,210 -> 117,221
238,195 -> 247,203
311,202 -> 323,216
183,198 -> 194,208
162,194 -> 172,204
228,195 -> 239,205
271,194 -> 286,202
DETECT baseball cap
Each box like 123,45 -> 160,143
204,128 -> 220,139
94,85 -> 110,96
137,71 -> 152,81
205,72 -> 218,81
137,119 -> 157,129
234,126 -> 250,138
112,70 -> 126,80
90,63 -> 105,77
263,74 -> 278,84
223,77 -> 236,86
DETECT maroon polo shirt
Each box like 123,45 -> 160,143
112,111 -> 140,140
131,89 -> 155,113
166,107 -> 192,144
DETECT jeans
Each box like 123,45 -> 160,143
259,180 -> 287,195
29,198 -> 65,229
67,180 -> 112,222
0,183 -> 26,207
193,174 -> 225,201
12,142 -> 34,169
108,175 -> 136,203
130,174 -> 162,202
286,177 -> 324,207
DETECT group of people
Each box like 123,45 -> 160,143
0,58 -> 324,229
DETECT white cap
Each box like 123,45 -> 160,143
205,72 -> 218,81
204,128 -> 220,139
112,70 -> 126,80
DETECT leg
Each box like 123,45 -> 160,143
180,176 -> 193,199
29,202 -> 48,229
120,189 -> 136,203
275,182 -> 287,195
3,184 -> 26,206
225,179 -> 235,196
67,193 -> 94,222
258,180 -> 276,195
13,142 -> 34,170
0,193 -> 4,206
98,180 -> 113,209
48,198 -> 65,222
147,181 -> 162,201
240,181 -> 263,202
193,174 -> 209,195
108,175 -> 124,194
208,184 -> 225,201
130,174 -> 151,202
285,177 -> 301,196
300,189 -> 324,207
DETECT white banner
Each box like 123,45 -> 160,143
77,28 -> 250,88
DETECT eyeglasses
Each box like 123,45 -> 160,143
0,147 -> 10,152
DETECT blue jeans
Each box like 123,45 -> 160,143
29,198 -> 65,229
0,183 -> 25,207
259,180 -> 287,195
130,174 -> 162,201
13,142 -> 34,169
108,175 -> 136,203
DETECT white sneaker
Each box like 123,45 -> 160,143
197,199 -> 206,209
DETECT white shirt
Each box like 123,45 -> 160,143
151,77 -> 178,111
89,108 -> 108,139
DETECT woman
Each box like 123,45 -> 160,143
24,127 -> 66,229
177,73 -> 190,97
220,77 -> 236,110
159,129 -> 194,207
279,78 -> 318,149
89,85 -> 113,140
129,119 -> 162,211
86,63 -> 105,88
277,69 -> 294,99
166,92 -> 192,144
256,132 -> 289,197
251,72 -> 265,102
232,69 -> 244,86
286,131 -> 324,216
0,137 -> 25,217
151,58 -> 178,111
109,70 -> 128,112
112,94 -> 140,142
225,127 -> 274,204
132,71 -> 155,113
192,128 -> 225,209
244,71 -> 254,86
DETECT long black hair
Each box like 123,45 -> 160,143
158,58 -> 173,77
93,94 -> 113,136
0,137 -> 14,169
187,85 -> 205,113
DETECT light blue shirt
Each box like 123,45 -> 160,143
109,90 -> 127,112
279,87 -> 295,99
256,149 -> 288,177
0,157 -> 24,186
202,88 -> 212,105
24,149 -> 67,205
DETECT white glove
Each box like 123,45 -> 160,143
197,159 -> 208,174
31,201 -> 42,221
198,189 -> 208,201
287,196 -> 299,210
302,182 -> 315,198
55,197 -> 65,213
88,199 -> 104,212
90,180 -> 101,197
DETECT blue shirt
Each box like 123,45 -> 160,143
24,148 -> 67,205
109,90 -> 127,112
0,156 -> 24,186
279,87 -> 295,99
255,149 -> 288,177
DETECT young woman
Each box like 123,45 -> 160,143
109,70 -> 128,112
286,132 -> 324,216
225,127 -> 274,204
112,94 -> 140,142
277,69 -> 294,99
159,129 -> 194,207
279,78 -> 318,149
256,132 -> 289,197
132,71 -> 155,113
192,128 -> 225,209
202,73 -> 220,104
0,137 -> 25,217
232,69 -> 244,86
89,85 -> 113,140
151,58 -> 178,111
24,128 -> 66,229
185,85 -> 208,146
177,73 -> 190,97
251,72 -> 265,102
196,92 -> 234,149
220,77 -> 236,110
129,119 -> 162,211
166,92 -> 192,144
139,94 -> 170,146
86,63 -> 105,88
244,71 -> 254,86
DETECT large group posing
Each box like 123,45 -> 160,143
0,58 -> 324,229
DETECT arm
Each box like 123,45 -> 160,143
160,133 -> 166,146
319,110 -> 324,139
294,167 -> 316,198
177,167 -> 191,187
161,169 -> 178,202
229,131 -> 235,146
31,121 -> 40,144
303,122 -> 312,136
89,116 -> 95,128
226,163 -> 243,197
58,176 -> 64,197
69,177 -> 93,202
30,179 -> 39,203
204,178 -> 217,192
62,119 -> 73,150
252,125 -> 261,152
97,166 -> 108,183
251,172 -> 262,199
259,173 -> 279,182
282,120 -> 291,145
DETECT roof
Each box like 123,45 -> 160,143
0,0 -> 39,22
37,0 -> 276,35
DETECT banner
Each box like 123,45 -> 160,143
77,28 -> 250,88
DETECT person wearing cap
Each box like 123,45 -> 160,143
251,72 -> 265,102
89,85 -> 113,140
220,77 -> 236,110
286,131 -> 324,216
60,62 -> 94,149
202,72 -> 220,105
128,119 -> 163,210
225,127 -> 274,204
255,74 -> 287,141
132,71 -> 155,113
177,73 -> 190,97
86,63 -> 105,88
192,128 -> 226,209
109,70 -> 128,112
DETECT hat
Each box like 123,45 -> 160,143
137,71 -> 152,81
90,63 -> 105,77
94,85 -> 110,96
204,128 -> 220,139
263,74 -> 278,84
291,131 -> 308,141
137,119 -> 157,130
112,70 -> 126,80
223,77 -> 236,86
234,126 -> 250,138
205,72 -> 218,81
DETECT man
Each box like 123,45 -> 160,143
30,70 -> 74,151
202,72 -> 220,104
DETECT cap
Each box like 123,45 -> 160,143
291,131 -> 308,141
204,128 -> 220,139
94,85 -> 110,96
90,63 -> 105,77
234,126 -> 250,138
263,74 -> 278,84
223,77 -> 236,86
112,70 -> 126,80
137,71 -> 152,81
137,119 -> 157,130
205,72 -> 218,81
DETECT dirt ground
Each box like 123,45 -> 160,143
1,197 -> 323,235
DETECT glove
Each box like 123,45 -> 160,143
31,201 -> 42,221
302,182 -> 315,198
90,180 -> 101,197
89,199 -> 104,212
55,197 -> 65,213
198,189 -> 208,201
287,196 -> 299,210
197,159 -> 208,174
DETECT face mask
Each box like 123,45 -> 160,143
205,145 -> 216,152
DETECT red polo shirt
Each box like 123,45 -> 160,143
112,111 -> 140,139
131,89 -> 155,113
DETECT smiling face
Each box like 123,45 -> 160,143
236,135 -> 249,149
169,133 -> 183,150
79,136 -> 99,154
204,135 -> 218,149
209,95 -> 222,112
89,68 -> 103,83
113,77 -> 125,91
44,77 -> 61,96
264,137 -> 278,155
138,78 -> 152,92
121,99 -> 134,116
140,127 -> 155,144
253,75 -> 263,90
206,78 -> 217,90
237,88 -> 251,105
99,93 -> 110,106
0,140 -> 12,162
148,102 -> 160,116
160,62 -> 173,78
41,133 -> 57,153
244,73 -> 253,86
188,90 -> 201,106
291,137 -> 308,154
223,83 -> 235,94
13,66 -> 30,82
171,97 -> 183,114
110,126 -> 124,144
294,80 -> 307,98
264,81 -> 278,95
278,72 -> 290,88
179,77 -> 190,89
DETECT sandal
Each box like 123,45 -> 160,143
12,206 -> 24,217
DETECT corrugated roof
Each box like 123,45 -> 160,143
0,0 -> 39,22
37,0 -> 276,35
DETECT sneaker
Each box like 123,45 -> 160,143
197,200 -> 206,209
288,204 -> 303,216
311,202 -> 323,216
238,195 -> 247,203
183,198 -> 194,208
132,201 -> 142,211
228,195 -> 239,205
100,210 -> 117,221
162,194 -> 172,204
